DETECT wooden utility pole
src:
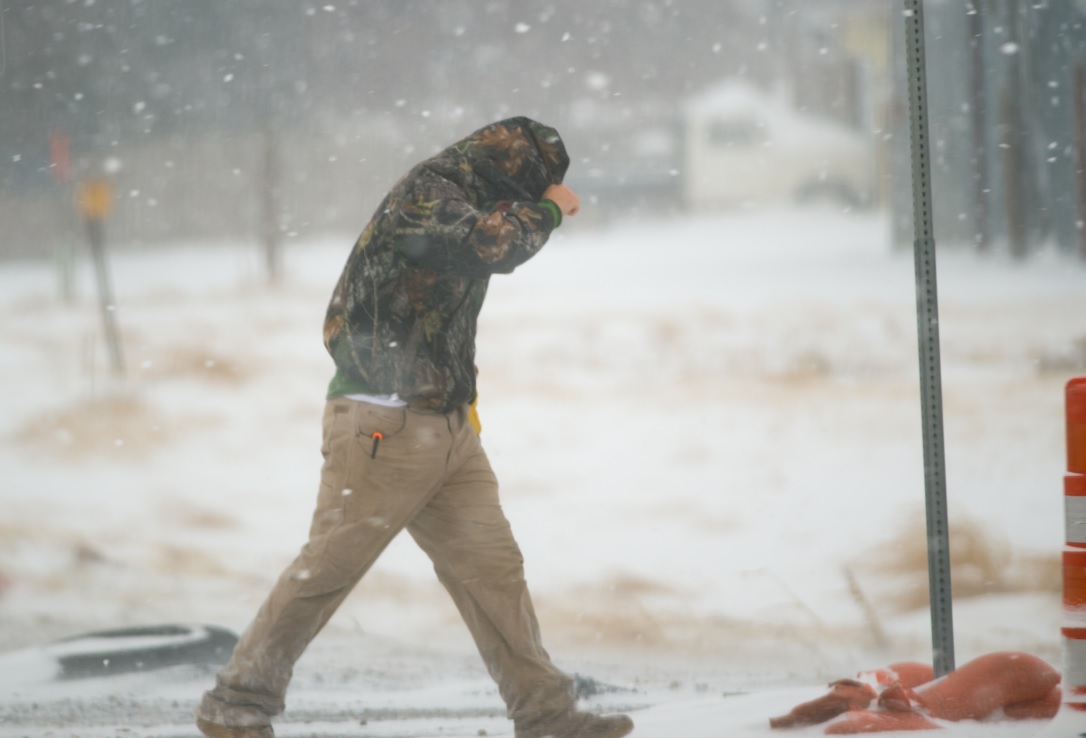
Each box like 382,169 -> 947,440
968,4 -> 990,252
1001,90 -> 1027,259
1074,64 -> 1086,262
51,131 -> 77,302
261,130 -> 283,284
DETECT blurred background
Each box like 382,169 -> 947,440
2,0 -> 1086,270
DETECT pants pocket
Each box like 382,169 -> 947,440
353,404 -> 407,458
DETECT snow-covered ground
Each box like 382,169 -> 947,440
2,207 -> 1085,736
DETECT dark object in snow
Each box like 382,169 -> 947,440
572,673 -> 634,699
51,623 -> 238,680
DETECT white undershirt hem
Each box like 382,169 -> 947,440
343,393 -> 408,408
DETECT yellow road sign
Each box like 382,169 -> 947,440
77,179 -> 114,219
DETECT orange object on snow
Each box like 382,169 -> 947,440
910,652 -> 1060,723
770,652 -> 1060,734
824,709 -> 940,734
874,662 -> 934,689
768,680 -> 877,729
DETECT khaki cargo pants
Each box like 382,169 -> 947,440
198,399 -> 575,728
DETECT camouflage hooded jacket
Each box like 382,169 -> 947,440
323,117 -> 571,412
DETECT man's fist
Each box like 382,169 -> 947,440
542,183 -> 580,217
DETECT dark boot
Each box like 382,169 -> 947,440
515,710 -> 634,738
196,717 -> 274,738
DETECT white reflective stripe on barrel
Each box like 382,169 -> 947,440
1065,637 -> 1086,693
1068,496 -> 1086,545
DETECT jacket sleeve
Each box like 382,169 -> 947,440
391,187 -> 562,278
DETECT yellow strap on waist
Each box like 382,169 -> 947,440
468,393 -> 482,435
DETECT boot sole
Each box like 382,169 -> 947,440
196,717 -> 274,738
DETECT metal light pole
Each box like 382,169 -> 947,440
77,178 -> 125,379
903,0 -> 955,677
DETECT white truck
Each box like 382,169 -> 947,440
683,80 -> 874,210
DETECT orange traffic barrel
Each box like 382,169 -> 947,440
1070,378 -> 1086,475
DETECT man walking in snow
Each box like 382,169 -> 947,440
196,117 -> 635,738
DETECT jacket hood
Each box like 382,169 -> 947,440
444,116 -> 570,202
